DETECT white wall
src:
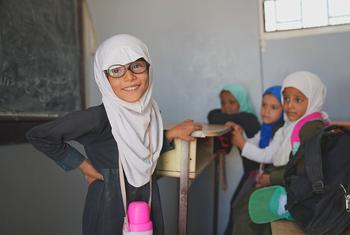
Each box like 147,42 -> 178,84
261,32 -> 350,120
86,0 -> 263,123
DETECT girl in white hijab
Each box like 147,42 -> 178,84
27,34 -> 201,235
228,71 -> 329,235
94,34 -> 164,187
231,71 -> 328,168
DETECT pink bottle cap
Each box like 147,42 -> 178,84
128,201 -> 153,232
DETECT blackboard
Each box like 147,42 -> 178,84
0,0 -> 84,120
0,0 -> 84,144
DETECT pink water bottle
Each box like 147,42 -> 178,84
126,201 -> 153,234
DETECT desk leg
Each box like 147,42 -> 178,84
213,154 -> 219,235
179,140 -> 190,235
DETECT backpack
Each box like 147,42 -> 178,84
284,125 -> 350,235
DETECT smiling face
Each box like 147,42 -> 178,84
260,94 -> 283,124
282,87 -> 308,121
106,60 -> 149,103
220,91 -> 240,114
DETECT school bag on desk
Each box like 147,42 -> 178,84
284,125 -> 350,235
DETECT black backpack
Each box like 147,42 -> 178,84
284,125 -> 350,235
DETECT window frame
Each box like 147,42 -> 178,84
259,0 -> 350,42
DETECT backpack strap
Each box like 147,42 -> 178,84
290,112 -> 323,149
304,127 -> 325,194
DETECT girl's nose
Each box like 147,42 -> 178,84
123,70 -> 137,81
286,101 -> 294,109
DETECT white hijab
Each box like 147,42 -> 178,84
94,34 -> 163,187
271,71 -> 327,166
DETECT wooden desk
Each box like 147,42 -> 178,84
331,120 -> 350,129
271,220 -> 350,235
157,124 -> 231,235
271,220 -> 305,235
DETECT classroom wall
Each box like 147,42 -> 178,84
261,32 -> 350,120
86,0 -> 263,122
1,1 -> 350,235
0,144 -> 86,235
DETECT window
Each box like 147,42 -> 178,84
263,0 -> 350,32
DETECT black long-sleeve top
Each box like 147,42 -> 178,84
26,104 -> 173,171
207,109 -> 260,138
207,109 -> 261,173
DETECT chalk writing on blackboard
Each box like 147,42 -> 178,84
0,0 -> 83,119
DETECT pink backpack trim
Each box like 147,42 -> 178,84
290,112 -> 327,149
